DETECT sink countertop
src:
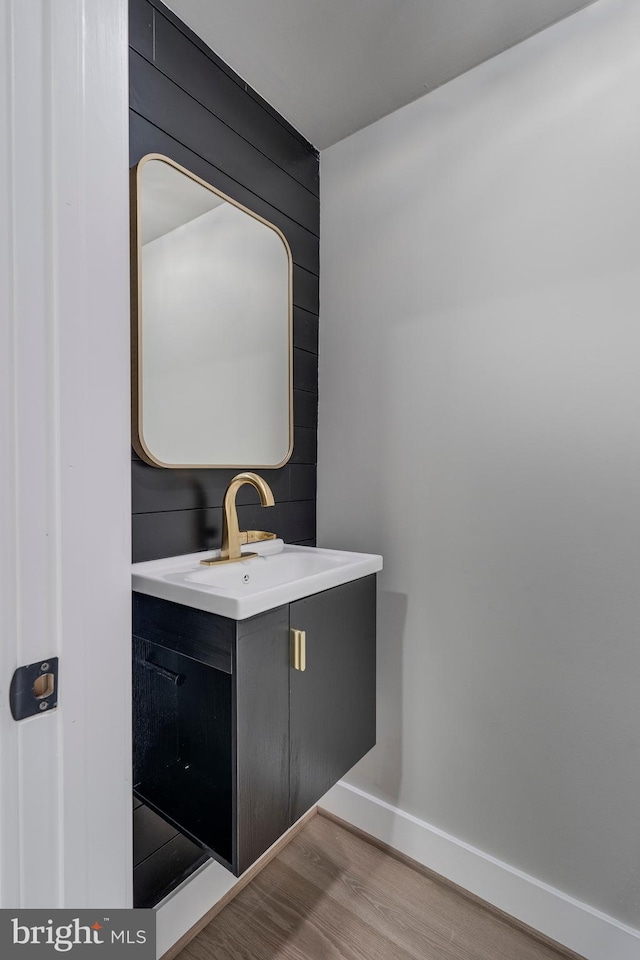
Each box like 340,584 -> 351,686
132,541 -> 383,620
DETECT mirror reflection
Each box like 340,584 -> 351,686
132,154 -> 293,468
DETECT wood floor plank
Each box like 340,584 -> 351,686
280,815 -> 569,960
278,821 -> 485,960
176,813 -> 581,960
184,861 -> 418,960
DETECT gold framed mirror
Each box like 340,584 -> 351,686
131,153 -> 293,469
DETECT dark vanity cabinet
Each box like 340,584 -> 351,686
289,579 -> 376,822
133,575 -> 376,876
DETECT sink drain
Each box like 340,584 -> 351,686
242,573 -> 250,583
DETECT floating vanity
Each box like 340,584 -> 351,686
132,537 -> 382,877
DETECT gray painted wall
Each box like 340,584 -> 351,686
318,0 -> 640,927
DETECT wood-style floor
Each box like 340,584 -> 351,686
176,812 -> 582,960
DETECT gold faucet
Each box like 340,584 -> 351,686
200,472 -> 275,566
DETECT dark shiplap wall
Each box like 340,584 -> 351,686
130,0 -> 319,562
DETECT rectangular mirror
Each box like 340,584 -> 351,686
131,154 -> 293,468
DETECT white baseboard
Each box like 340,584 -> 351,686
319,781 -> 640,960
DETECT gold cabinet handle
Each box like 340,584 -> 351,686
291,629 -> 306,672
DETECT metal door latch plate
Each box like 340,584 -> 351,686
9,658 -> 59,720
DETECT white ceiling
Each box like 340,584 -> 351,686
163,0 -> 600,150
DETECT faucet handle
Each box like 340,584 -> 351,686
239,530 -> 277,545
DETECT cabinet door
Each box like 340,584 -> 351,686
289,575 -> 376,822
235,606 -> 290,874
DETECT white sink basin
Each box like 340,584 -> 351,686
132,541 -> 383,620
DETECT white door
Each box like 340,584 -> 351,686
0,0 -> 132,908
